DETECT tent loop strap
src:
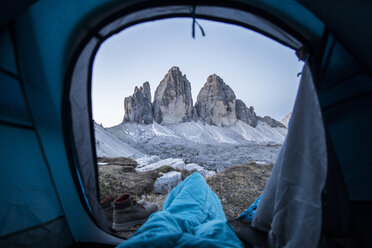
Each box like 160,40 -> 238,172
295,46 -> 308,62
296,46 -> 308,77
191,5 -> 205,39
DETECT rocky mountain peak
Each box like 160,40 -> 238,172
258,116 -> 286,128
121,67 -> 284,130
153,67 -> 193,124
170,66 -> 181,72
235,100 -> 258,127
206,73 -> 223,85
166,66 -> 184,80
123,81 -> 153,124
195,74 -> 237,126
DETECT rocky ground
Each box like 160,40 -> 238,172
98,157 -> 273,238
140,141 -> 280,172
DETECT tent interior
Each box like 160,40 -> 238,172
0,0 -> 371,247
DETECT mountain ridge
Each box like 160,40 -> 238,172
95,66 -> 288,171
123,66 -> 285,128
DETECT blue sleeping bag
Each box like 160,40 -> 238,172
117,172 -> 243,248
238,194 -> 262,222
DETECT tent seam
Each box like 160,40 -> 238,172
7,21 -> 72,239
0,215 -> 65,240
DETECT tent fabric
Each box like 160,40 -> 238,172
0,72 -> 32,127
98,5 -> 303,50
7,1 -> 124,245
316,35 -> 372,201
0,27 -> 31,127
324,95 -> 372,201
70,37 -> 109,230
0,0 -> 37,30
194,6 -> 303,50
252,62 -> 327,247
298,0 -> 372,73
319,131 -> 364,247
0,27 -> 18,75
0,216 -> 74,248
0,124 -> 66,237
117,172 -> 243,248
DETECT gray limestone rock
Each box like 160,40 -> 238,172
153,67 -> 193,124
259,116 -> 286,128
247,106 -> 258,127
123,82 -> 153,124
192,106 -> 199,122
195,74 -> 237,126
235,99 -> 258,127
235,99 -> 247,122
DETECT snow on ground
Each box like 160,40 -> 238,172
136,155 -> 161,166
136,157 -> 215,178
151,123 -> 180,138
108,120 -> 287,145
136,158 -> 185,172
234,121 -> 287,144
95,121 -> 288,172
94,123 -> 143,158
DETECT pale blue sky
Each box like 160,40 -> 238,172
92,18 -> 304,127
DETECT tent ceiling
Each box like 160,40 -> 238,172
298,0 -> 372,74
0,0 -> 37,30
98,5 -> 303,50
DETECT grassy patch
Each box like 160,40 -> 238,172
207,162 -> 273,220
98,164 -> 195,200
97,156 -> 137,166
157,165 -> 174,173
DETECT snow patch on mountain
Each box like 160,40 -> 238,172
94,123 -> 143,158
100,120 -> 287,171
136,158 -> 216,178
151,123 -> 180,138
108,120 -> 286,146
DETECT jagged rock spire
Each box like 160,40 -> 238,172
123,81 -> 153,124
194,74 -> 237,126
236,99 -> 258,127
152,67 -> 193,124
121,67 -> 282,129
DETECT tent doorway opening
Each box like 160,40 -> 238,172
91,17 -> 304,237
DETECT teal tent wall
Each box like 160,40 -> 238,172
0,1 -> 126,246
